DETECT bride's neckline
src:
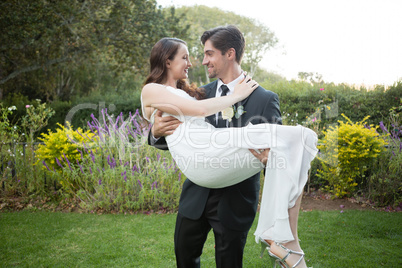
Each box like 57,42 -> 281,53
162,84 -> 178,90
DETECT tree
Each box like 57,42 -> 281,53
173,5 -> 278,85
0,0 -> 189,101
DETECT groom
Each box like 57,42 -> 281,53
148,25 -> 282,267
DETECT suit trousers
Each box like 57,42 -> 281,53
174,188 -> 249,268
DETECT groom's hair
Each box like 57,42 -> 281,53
201,25 -> 245,64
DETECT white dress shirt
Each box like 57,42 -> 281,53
214,73 -> 245,125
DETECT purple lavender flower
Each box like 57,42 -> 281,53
82,142 -> 88,153
42,160 -> 51,171
98,179 -> 102,185
107,154 -> 112,167
128,126 -> 137,139
88,122 -> 94,132
85,132 -> 95,142
55,157 -> 63,168
133,120 -> 141,134
77,149 -> 84,160
133,109 -> 140,117
114,113 -> 121,129
67,134 -> 78,144
111,157 -> 116,168
63,153 -> 73,171
77,160 -> 84,175
90,151 -> 95,163
132,165 -> 138,172
90,113 -> 101,127
379,121 -> 388,133
75,130 -> 86,140
137,180 -> 143,188
101,109 -> 110,134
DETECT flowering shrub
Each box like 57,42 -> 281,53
302,107 -> 322,134
317,114 -> 387,197
35,122 -> 97,171
1,102 -> 54,197
0,104 -> 20,189
367,104 -> 402,207
0,103 -> 19,145
39,109 -> 184,212
21,99 -> 55,144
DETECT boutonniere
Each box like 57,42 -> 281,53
221,105 -> 246,122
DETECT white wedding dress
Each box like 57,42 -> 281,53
141,85 -> 318,243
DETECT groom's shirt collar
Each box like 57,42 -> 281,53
215,73 -> 244,97
213,73 -> 244,124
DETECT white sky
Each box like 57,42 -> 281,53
157,0 -> 402,86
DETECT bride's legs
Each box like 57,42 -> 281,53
268,194 -> 307,267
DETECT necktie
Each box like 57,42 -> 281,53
217,85 -> 230,128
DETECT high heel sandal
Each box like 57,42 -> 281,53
259,239 -> 280,267
259,238 -> 271,258
268,242 -> 305,268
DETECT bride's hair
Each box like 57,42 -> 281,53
144,38 -> 205,100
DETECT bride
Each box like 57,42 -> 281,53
141,37 -> 317,267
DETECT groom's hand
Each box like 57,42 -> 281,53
151,110 -> 182,138
249,148 -> 270,166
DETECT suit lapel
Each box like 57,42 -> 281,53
203,81 -> 219,127
204,81 -> 218,99
231,90 -> 253,127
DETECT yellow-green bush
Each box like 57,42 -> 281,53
317,114 -> 388,197
35,123 -> 97,171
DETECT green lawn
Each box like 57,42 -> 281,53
0,210 -> 401,267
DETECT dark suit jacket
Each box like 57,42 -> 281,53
148,80 -> 281,231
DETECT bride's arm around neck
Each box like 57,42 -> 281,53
141,82 -> 249,119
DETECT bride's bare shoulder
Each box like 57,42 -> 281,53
142,83 -> 168,98
142,83 -> 166,91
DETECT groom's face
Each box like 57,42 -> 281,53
202,40 -> 228,79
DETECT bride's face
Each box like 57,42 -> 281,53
167,44 -> 192,80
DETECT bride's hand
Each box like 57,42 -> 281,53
233,74 -> 259,101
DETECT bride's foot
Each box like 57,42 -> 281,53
269,242 -> 307,268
